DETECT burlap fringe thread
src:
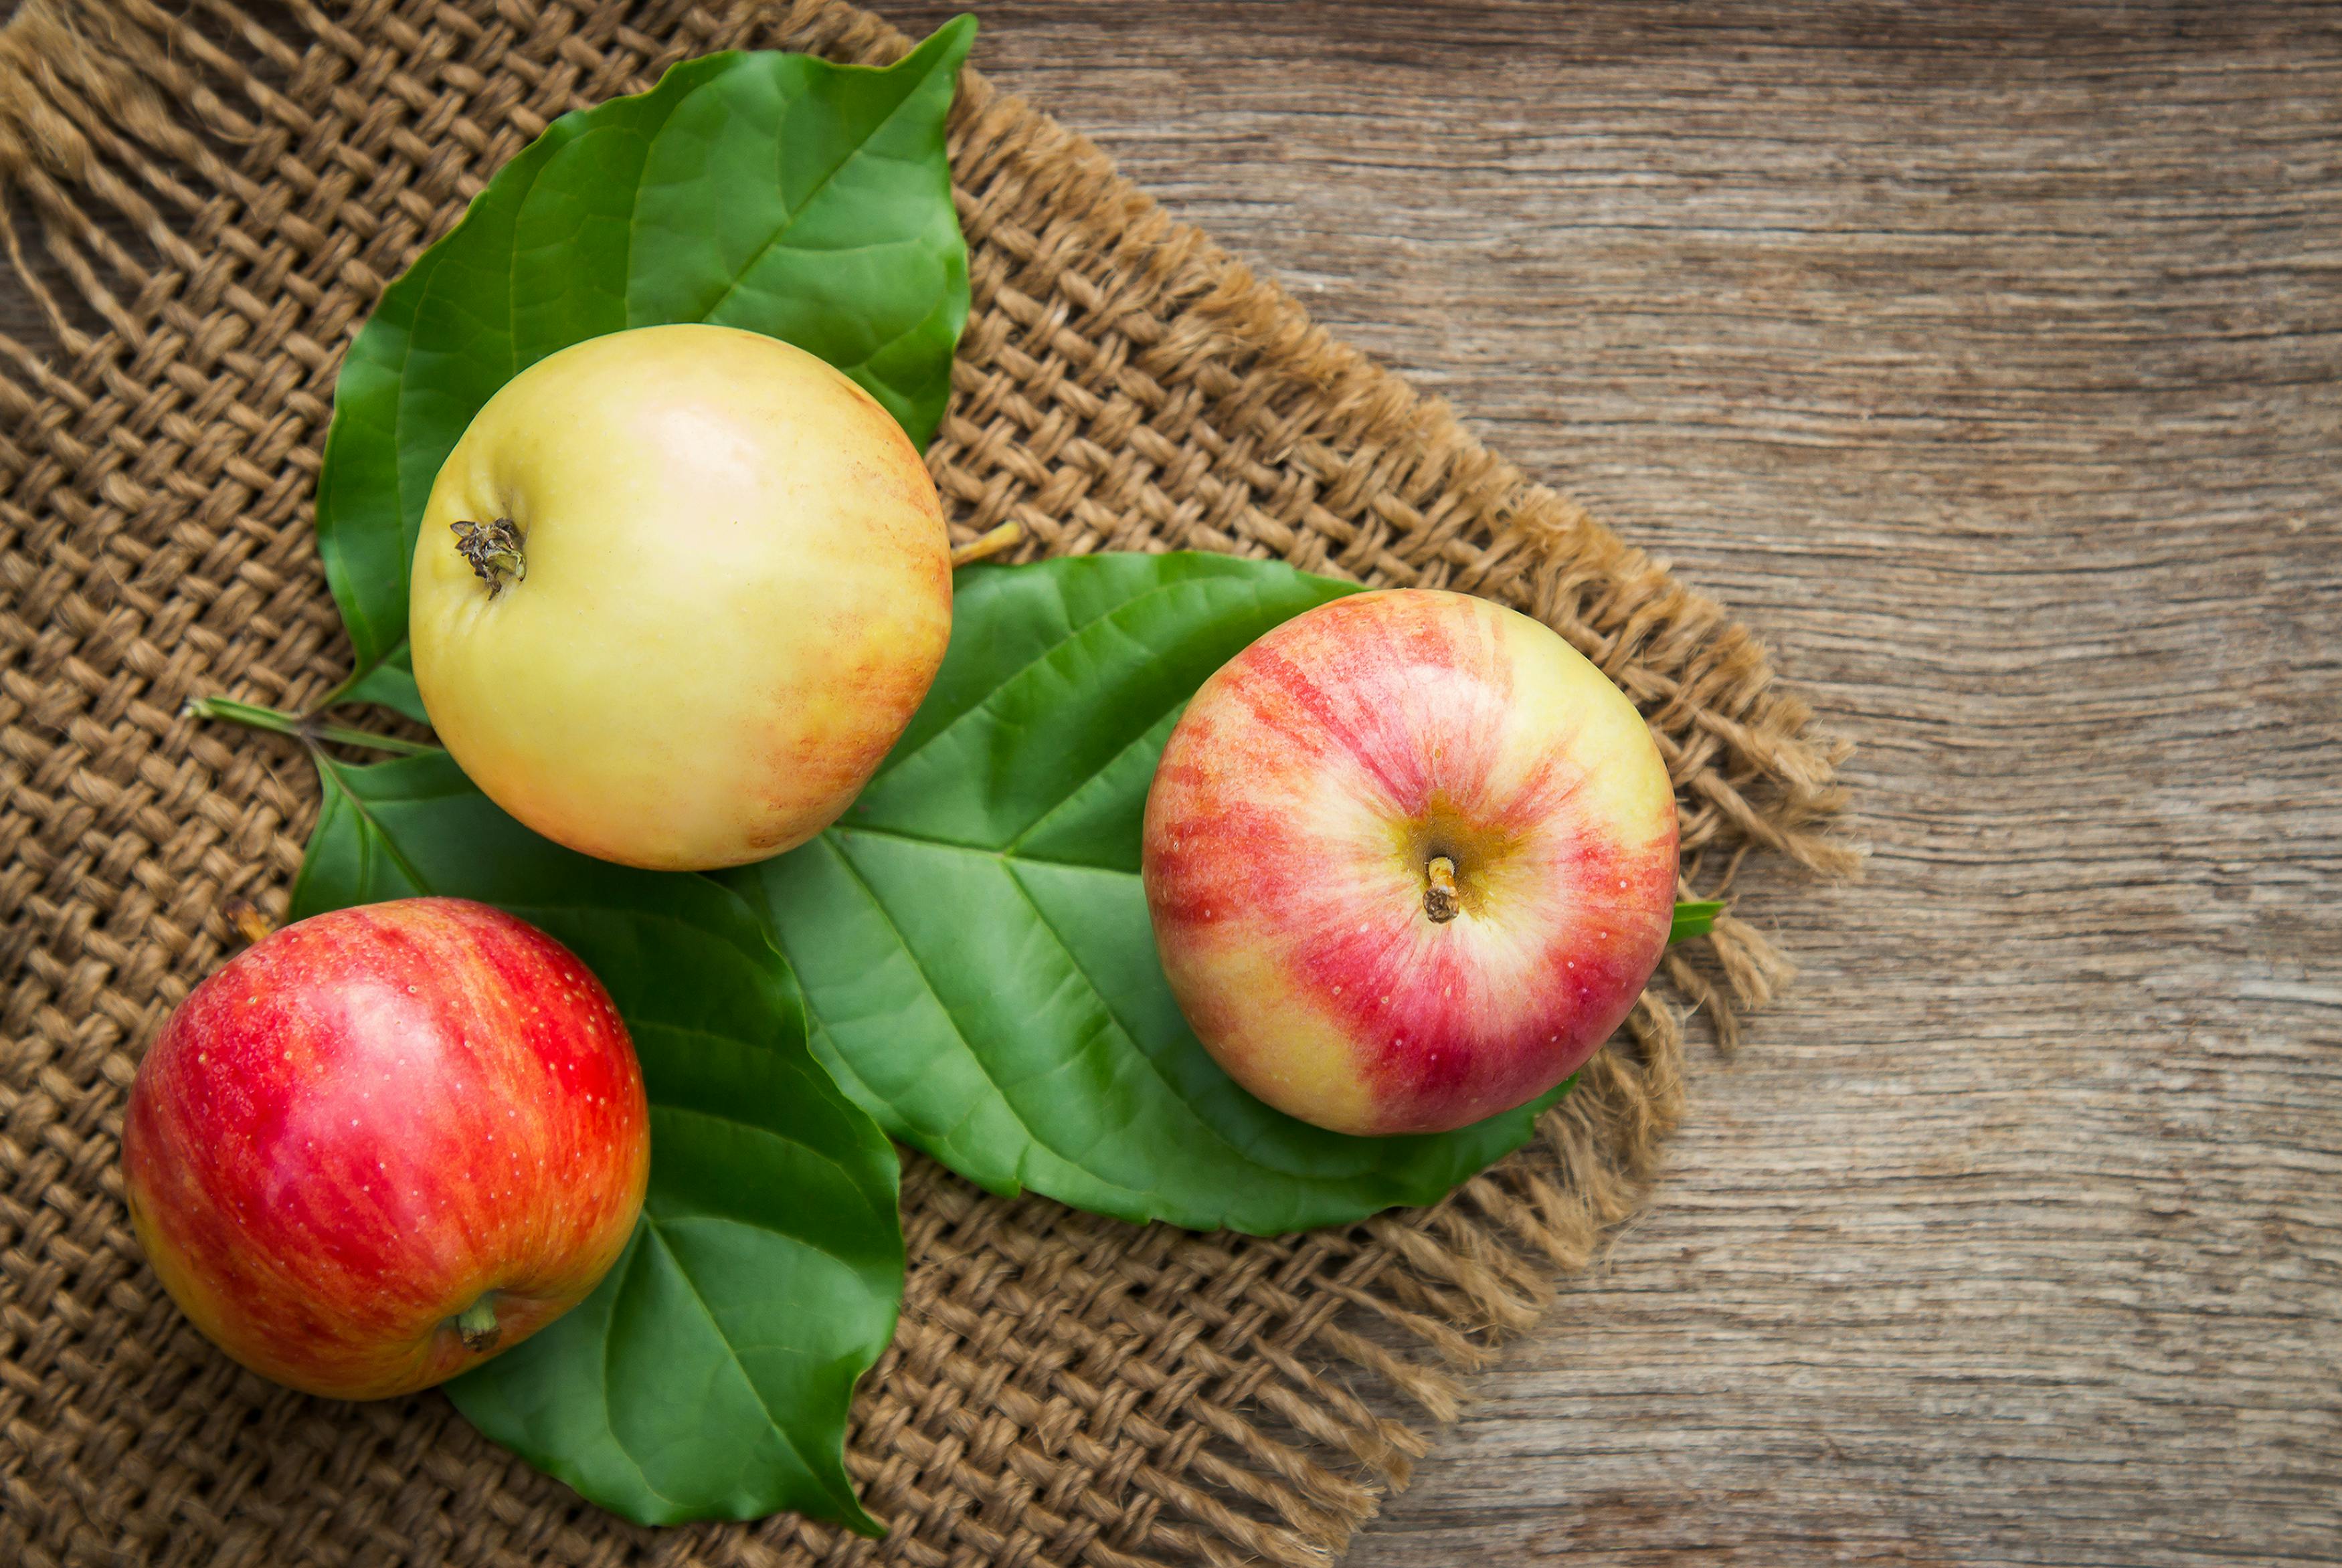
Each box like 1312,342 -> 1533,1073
0,2 -> 1852,1565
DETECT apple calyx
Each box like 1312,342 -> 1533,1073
1423,855 -> 1462,923
452,517 -> 527,596
451,1293 -> 503,1353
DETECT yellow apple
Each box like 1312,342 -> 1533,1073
410,324 -> 951,870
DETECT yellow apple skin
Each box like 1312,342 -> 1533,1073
410,324 -> 951,870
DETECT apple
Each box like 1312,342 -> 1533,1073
120,897 -> 650,1401
1142,589 -> 1679,1137
410,323 -> 952,872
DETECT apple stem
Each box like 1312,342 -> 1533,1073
950,519 -> 1024,568
222,897 -> 275,945
452,516 -> 527,595
1424,855 -> 1462,923
183,696 -> 439,757
452,1294 -> 501,1353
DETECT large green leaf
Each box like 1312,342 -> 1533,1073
290,751 -> 901,1531
723,554 -> 1574,1236
313,18 -> 975,698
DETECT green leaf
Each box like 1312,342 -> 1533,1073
1670,898 -> 1725,943
328,648 -> 428,725
290,751 -> 901,1531
723,554 -> 1574,1236
313,17 -> 976,698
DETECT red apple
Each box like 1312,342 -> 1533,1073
1142,589 -> 1679,1136
121,897 -> 650,1400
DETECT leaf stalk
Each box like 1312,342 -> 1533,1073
183,695 -> 439,757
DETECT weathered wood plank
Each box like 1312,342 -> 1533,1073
868,3 -> 2340,1565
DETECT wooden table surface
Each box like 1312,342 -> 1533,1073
9,3 -> 2334,1564
864,4 -> 2340,1564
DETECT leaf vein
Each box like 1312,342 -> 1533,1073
313,754 -> 432,896
808,834 -> 1160,1208
598,1231 -> 684,1509
871,571 -> 1280,811
639,1219 -> 832,1493
693,58 -> 940,322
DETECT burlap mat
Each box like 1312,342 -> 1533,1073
0,1 -> 1851,1563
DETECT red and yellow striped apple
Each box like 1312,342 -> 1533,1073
1142,589 -> 1678,1137
410,323 -> 952,872
121,898 -> 650,1401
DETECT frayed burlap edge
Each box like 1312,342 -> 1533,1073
0,2 -> 1852,1565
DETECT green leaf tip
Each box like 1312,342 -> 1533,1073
1670,898 -> 1726,944
917,11 -> 978,66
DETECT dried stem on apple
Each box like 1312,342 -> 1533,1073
950,519 -> 1024,568
452,1294 -> 501,1353
451,516 -> 527,595
222,898 -> 275,946
1423,854 -> 1462,923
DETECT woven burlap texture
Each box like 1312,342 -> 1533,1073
0,1 -> 1850,1565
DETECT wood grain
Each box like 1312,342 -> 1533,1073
858,3 -> 2342,1565
9,2 -> 2332,1563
